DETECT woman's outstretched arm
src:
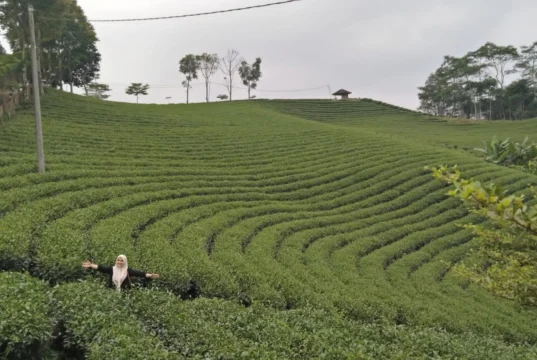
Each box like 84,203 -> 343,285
82,261 -> 112,274
128,268 -> 160,279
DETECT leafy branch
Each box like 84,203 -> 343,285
428,164 -> 537,305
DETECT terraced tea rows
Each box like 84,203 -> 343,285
6,272 -> 535,359
2,90 -> 537,357
260,99 -> 537,150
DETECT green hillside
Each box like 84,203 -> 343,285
260,98 -> 537,150
1,90 -> 537,359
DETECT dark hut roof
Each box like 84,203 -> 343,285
332,89 -> 352,96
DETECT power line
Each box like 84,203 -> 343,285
105,82 -> 206,89
213,82 -> 329,93
104,81 -> 328,93
40,0 -> 302,23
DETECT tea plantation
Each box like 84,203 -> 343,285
1,90 -> 537,359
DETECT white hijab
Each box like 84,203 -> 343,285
112,254 -> 129,290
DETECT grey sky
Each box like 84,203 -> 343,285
7,0 -> 537,109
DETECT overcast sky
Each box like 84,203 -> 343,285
6,0 -> 537,109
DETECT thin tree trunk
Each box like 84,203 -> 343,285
47,50 -> 52,85
23,47 -> 29,101
69,51 -> 73,93
20,36 -> 29,101
58,54 -> 63,91
205,78 -> 209,103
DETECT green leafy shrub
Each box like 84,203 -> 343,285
128,288 -> 537,359
429,164 -> 537,306
51,280 -> 173,359
475,136 -> 537,166
0,272 -> 53,360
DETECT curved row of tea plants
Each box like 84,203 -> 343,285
1,89 -> 537,357
3,272 -> 537,359
260,99 -> 537,151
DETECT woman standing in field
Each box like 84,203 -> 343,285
82,254 -> 159,291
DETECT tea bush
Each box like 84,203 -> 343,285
0,272 -> 53,359
2,90 -> 537,357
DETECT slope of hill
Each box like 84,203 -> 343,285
1,90 -> 537,358
260,98 -> 537,150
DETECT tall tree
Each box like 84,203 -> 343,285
0,0 -> 100,97
238,57 -> 262,100
418,56 -> 476,118
0,0 -> 59,98
0,0 -> 29,99
71,42 -> 101,92
86,82 -> 110,100
418,71 -> 449,117
0,52 -> 23,92
220,49 -> 241,101
505,79 -> 536,120
485,43 -> 518,119
197,53 -> 219,103
516,41 -> 537,94
179,54 -> 200,104
39,0 -> 71,90
58,1 -> 100,93
473,42 -> 519,90
471,43 -> 519,119
125,83 -> 149,103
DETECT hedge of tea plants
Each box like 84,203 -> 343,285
259,98 -> 537,151
3,272 -> 537,359
1,90 -> 537,358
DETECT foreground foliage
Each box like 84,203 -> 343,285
430,164 -> 537,305
0,272 -> 53,359
475,136 -> 537,173
3,272 -> 537,359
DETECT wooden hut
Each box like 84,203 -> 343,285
332,89 -> 352,100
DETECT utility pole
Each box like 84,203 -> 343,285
28,5 -> 45,173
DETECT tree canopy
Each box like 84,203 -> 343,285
125,83 -> 149,103
239,57 -> 262,100
178,54 -> 200,104
418,41 -> 537,120
220,49 -> 241,101
197,53 -> 219,103
0,0 -> 101,97
86,82 -> 111,100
